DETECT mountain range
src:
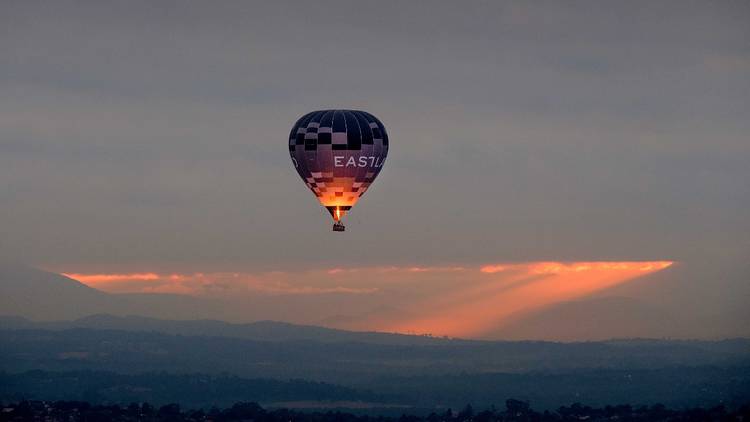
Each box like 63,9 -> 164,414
2,263 -> 750,410
1,262 -> 748,341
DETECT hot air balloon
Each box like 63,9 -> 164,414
289,110 -> 389,231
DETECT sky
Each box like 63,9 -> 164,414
1,1 -> 748,338
62,261 -> 674,338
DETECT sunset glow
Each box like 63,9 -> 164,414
62,261 -> 673,339
63,272 -> 163,283
385,261 -> 673,338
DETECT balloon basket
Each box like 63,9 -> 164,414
333,222 -> 346,232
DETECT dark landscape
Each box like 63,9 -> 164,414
2,264 -> 750,414
2,399 -> 748,422
1,316 -> 749,412
2,1 -> 749,420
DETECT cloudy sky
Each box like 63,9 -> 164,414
1,1 -> 748,338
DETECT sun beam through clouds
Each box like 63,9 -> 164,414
384,261 -> 673,338
61,261 -> 673,339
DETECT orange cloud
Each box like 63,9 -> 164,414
384,261 -> 673,338
480,264 -> 507,273
63,272 -> 161,283
327,265 -> 465,275
407,266 -> 465,273
528,261 -> 672,275
62,261 -> 673,339
64,271 -> 379,296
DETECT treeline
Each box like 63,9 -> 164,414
1,399 -> 748,422
3,368 -> 749,411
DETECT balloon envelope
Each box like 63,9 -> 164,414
289,110 -> 389,222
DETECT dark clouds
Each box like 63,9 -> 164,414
1,0 -> 748,272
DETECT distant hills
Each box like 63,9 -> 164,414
2,262 -> 749,341
0,263 -> 113,320
1,326 -> 749,410
2,263 -> 749,410
0,263 -> 223,321
0,314 -> 453,346
0,264 -> 460,342
2,318 -> 749,382
2,261 -> 750,411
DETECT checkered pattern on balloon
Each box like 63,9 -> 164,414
289,110 -> 388,229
